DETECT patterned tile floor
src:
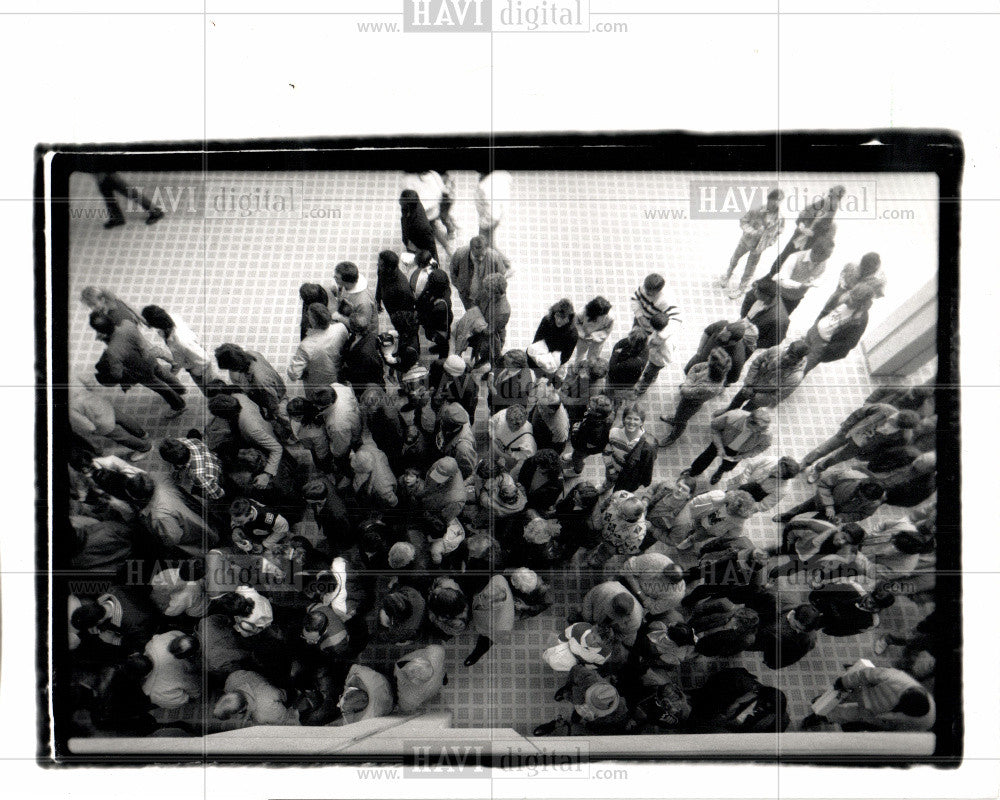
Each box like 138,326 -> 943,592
66,169 -> 937,736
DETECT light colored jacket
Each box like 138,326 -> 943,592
287,324 -> 350,399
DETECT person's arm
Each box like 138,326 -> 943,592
70,406 -> 98,435
242,417 -> 283,484
816,471 -> 840,519
836,666 -> 885,692
286,343 -> 309,382
708,413 -> 728,449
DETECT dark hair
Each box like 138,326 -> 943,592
335,261 -> 360,285
229,498 -> 252,517
70,599 -> 105,631
894,410 -> 922,430
549,298 -> 574,318
429,586 -> 467,618
767,188 -> 784,202
312,387 -> 335,407
377,250 -> 400,274
215,343 -> 252,372
306,302 -> 332,331
299,282 -> 329,307
840,522 -> 867,547
584,296 -> 612,320
89,311 -> 116,337
381,592 -> 412,623
69,448 -> 95,472
207,393 -> 241,418
809,238 -> 834,263
776,456 -> 801,480
792,604 -> 824,632
894,687 -> 930,717
531,448 -> 564,478
784,340 -> 811,362
416,250 -> 436,269
649,311 -> 670,332
399,188 -> 421,214
587,358 -> 609,380
706,347 -> 732,382
123,653 -> 153,678
159,438 -> 190,466
303,609 -> 328,634
859,252 -> 882,275
140,305 -> 175,333
858,481 -> 886,502
643,273 -> 665,293
215,592 -> 255,618
124,473 -> 156,504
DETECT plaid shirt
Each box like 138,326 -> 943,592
177,437 -> 224,500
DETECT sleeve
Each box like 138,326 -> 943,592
742,433 -> 772,460
286,343 -> 309,381
70,406 -> 98,435
840,666 -> 885,691
244,418 -> 283,477
375,463 -> 399,507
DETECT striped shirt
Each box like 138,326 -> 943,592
604,426 -> 643,471
631,287 -> 681,333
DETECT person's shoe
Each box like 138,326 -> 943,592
128,448 -> 151,462
805,464 -> 820,484
716,274 -> 731,289
658,414 -> 676,424
728,282 -> 750,300
163,406 -> 186,419
676,536 -> 694,551
873,635 -> 889,655
103,216 -> 126,229
553,687 -> 568,702
800,713 -> 826,730
709,471 -> 723,486
146,208 -> 164,225
655,434 -> 679,448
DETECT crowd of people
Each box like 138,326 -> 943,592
64,174 -> 939,740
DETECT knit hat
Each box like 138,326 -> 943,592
442,355 -> 467,377
387,542 -> 416,569
400,657 -> 434,684
427,457 -> 459,484
584,683 -> 620,714
509,567 -> 540,594
439,403 -> 470,427
503,349 -> 528,369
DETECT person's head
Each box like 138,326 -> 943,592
504,404 -> 528,431
348,309 -> 369,336
298,282 -> 328,307
302,609 -> 329,642
586,393 -> 615,421
69,447 -> 95,474
532,448 -> 564,479
468,235 -> 489,261
501,349 -> 528,372
790,604 -> 824,632
167,634 -> 200,660
831,522 -> 867,550
587,358 -> 610,381
748,407 -> 772,430
88,311 -> 116,341
892,409 -> 922,430
123,653 -> 153,679
424,267 -> 450,298
724,490 -> 756,519
846,283 -> 876,312
663,563 -> 685,585
707,347 -> 732,382
70,599 -> 106,631
339,686 -> 370,715
625,327 -> 648,352
752,277 -> 777,302
775,456 -> 801,480
350,450 -> 376,478
509,566 -> 540,594
214,343 -> 252,373
140,305 -> 175,334
783,339 -> 811,364
306,302 -> 332,331
828,185 -> 847,206
481,272 -> 507,299
334,261 -> 360,290
726,320 -> 748,342
894,687 -> 931,718
380,591 -> 413,626
672,475 -> 696,501
495,473 -> 521,505
213,692 -> 249,720
312,386 -> 336,410
427,457 -> 460,486
643,273 -> 666,295
618,495 -> 646,524
399,188 -> 420,212
214,591 -> 255,618
856,251 -> 882,277
207,394 -> 241,419
572,481 -> 600,510
376,249 -> 400,278
286,395 -> 316,422
649,311 -> 670,333
158,438 -> 191,467
858,587 -> 895,613
302,479 -> 329,512
808,237 -> 834,264
620,404 -> 645,436
765,187 -> 784,211
611,592 -> 636,618
549,298 -> 574,327
387,540 -> 417,570
123,473 -> 156,506
584,296 -> 612,321
229,497 -> 255,526
415,249 -> 436,270
429,585 -> 467,618
857,479 -> 886,503
80,286 -> 103,310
